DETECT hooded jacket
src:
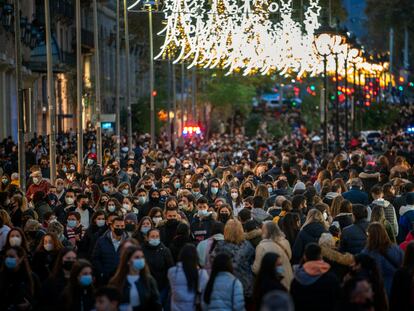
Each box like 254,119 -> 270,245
290,260 -> 340,311
292,222 -> 328,263
371,199 -> 398,236
339,219 -> 369,255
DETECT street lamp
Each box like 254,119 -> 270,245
128,0 -> 157,147
348,49 -> 363,134
314,31 -> 335,151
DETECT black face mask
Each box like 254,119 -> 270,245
144,185 -> 152,190
166,219 -> 179,226
150,197 -> 159,204
125,223 -> 136,232
81,203 -> 89,210
219,213 -> 230,223
243,188 -> 254,197
62,260 -> 74,271
113,228 -> 124,236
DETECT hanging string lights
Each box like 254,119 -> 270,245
156,0 -> 325,76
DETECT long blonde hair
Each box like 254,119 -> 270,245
302,209 -> 327,229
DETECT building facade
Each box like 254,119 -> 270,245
0,0 -> 141,141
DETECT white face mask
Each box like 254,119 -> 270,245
32,177 -> 40,185
9,237 -> 22,247
152,217 -> 162,225
123,203 -> 131,211
65,197 -> 74,205
108,205 -> 116,213
323,211 -> 328,220
231,192 -> 238,200
44,243 -> 54,252
87,159 -> 94,166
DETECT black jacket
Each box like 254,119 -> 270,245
91,230 -> 128,284
292,222 -> 328,263
38,271 -> 69,311
333,213 -> 353,230
339,220 -> 369,255
190,214 -> 214,243
291,269 -> 340,311
158,219 -> 180,248
119,275 -> 162,311
142,242 -> 174,290
78,224 -> 107,259
31,249 -> 60,282
389,267 -> 414,311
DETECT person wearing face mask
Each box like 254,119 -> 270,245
77,211 -> 107,259
39,248 -> 77,311
133,216 -> 154,245
118,182 -> 132,198
2,228 -> 30,257
70,194 -> 94,229
228,187 -> 244,217
178,195 -> 196,223
61,259 -> 95,311
83,153 -> 102,183
31,233 -> 63,281
31,191 -> 52,223
105,200 -> 122,215
191,197 -> 214,243
92,217 -> 128,285
112,160 -> 129,184
217,205 -> 233,224
206,179 -> 224,204
54,189 -> 77,224
64,212 -> 84,248
26,170 -> 51,201
109,246 -> 161,310
54,178 -> 66,204
157,208 -> 182,248
124,213 -> 138,237
122,197 -> 139,215
0,246 -> 40,311
102,177 -> 124,204
142,229 -> 174,310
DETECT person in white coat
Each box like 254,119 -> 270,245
168,244 -> 209,311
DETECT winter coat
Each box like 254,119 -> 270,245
158,219 -> 181,248
169,234 -> 193,262
339,220 -> 369,255
252,238 -> 293,290
118,274 -> 162,311
292,222 -> 328,263
320,245 -> 354,280
142,241 -> 174,290
168,263 -> 209,311
398,204 -> 414,242
389,266 -> 414,311
290,260 -> 341,311
31,249 -> 59,282
214,240 -> 255,297
342,187 -> 369,206
371,199 -> 398,236
333,213 -> 353,230
77,224 -> 107,259
359,172 -> 380,194
204,272 -> 244,311
91,230 -> 128,284
244,228 -> 262,249
34,200 -> 52,223
361,245 -> 403,296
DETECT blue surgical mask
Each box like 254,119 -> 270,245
5,257 -> 17,269
122,189 -> 129,195
79,274 -> 93,287
138,197 -> 146,205
211,187 -> 219,195
198,209 -> 209,217
149,239 -> 160,247
67,220 -> 77,228
174,182 -> 181,189
103,185 -> 110,193
96,219 -> 106,227
193,191 -> 200,196
268,187 -> 273,194
276,266 -> 284,275
140,226 -> 151,234
133,258 -> 145,270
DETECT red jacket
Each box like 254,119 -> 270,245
400,230 -> 414,252
26,180 -> 51,200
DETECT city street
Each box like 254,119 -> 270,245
0,0 -> 413,310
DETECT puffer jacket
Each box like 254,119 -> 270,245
292,222 -> 328,263
168,263 -> 209,311
204,272 -> 244,311
252,238 -> 293,290
371,199 -> 398,236
339,220 -> 369,255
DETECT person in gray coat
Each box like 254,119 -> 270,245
340,204 -> 369,255
168,244 -> 209,311
203,253 -> 245,311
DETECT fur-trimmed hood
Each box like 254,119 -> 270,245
244,228 -> 262,240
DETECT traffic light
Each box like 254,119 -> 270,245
152,90 -> 157,97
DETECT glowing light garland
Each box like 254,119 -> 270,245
155,0 -> 325,76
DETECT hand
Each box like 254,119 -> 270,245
17,298 -> 31,310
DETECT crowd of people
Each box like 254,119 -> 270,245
0,108 -> 413,311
